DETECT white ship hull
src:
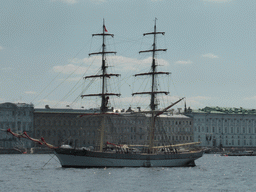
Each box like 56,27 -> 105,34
54,149 -> 203,168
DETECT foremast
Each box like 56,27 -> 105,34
132,18 -> 169,153
81,19 -> 120,152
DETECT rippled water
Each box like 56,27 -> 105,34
1,154 -> 255,192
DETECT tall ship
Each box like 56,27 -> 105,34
53,19 -> 203,168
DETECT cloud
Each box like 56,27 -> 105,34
37,99 -> 72,108
186,96 -> 212,108
59,77 -> 83,82
91,0 -> 107,3
114,56 -> 169,72
202,53 -> 219,59
1,67 -> 13,71
52,56 -> 169,75
203,0 -> 232,3
244,96 -> 256,101
24,91 -> 37,95
175,60 -> 193,65
53,64 -> 86,75
52,0 -> 78,4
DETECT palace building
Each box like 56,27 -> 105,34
34,107 -> 194,149
0,102 -> 34,149
186,106 -> 256,148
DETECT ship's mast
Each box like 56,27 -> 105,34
132,18 -> 169,153
81,19 -> 120,151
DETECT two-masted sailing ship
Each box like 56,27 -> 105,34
53,19 -> 203,168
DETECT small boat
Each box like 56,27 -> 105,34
221,151 -> 256,156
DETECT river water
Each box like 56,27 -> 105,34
0,154 -> 255,192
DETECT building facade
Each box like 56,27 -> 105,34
0,102 -> 34,149
186,107 -> 256,148
34,107 -> 194,148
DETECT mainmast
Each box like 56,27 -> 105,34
132,18 -> 169,153
81,19 -> 120,151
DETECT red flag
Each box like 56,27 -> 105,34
104,26 -> 108,32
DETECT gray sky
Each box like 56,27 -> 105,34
1,0 -> 256,110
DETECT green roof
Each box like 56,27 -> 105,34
193,106 -> 256,115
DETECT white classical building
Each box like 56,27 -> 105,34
186,107 -> 256,148
0,102 -> 34,149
